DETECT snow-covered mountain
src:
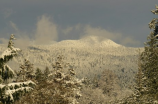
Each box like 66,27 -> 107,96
53,36 -> 122,48
80,36 -> 122,47
0,36 -> 143,88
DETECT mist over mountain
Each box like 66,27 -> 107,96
0,36 -> 143,88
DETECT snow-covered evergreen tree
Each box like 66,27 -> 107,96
116,50 -> 147,104
141,5 -> 158,102
114,5 -> 158,104
43,66 -> 50,80
16,59 -> 35,82
35,67 -> 44,83
0,34 -> 36,104
0,34 -> 19,83
132,49 -> 147,103
98,69 -> 119,96
16,55 -> 82,104
51,55 -> 82,104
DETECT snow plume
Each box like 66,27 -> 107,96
0,15 -> 58,48
79,25 -> 141,47
61,24 -> 141,47
0,15 -> 140,47
34,15 -> 58,45
0,38 -> 8,45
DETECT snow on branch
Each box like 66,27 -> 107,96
4,64 -> 16,76
151,5 -> 158,14
0,84 -> 5,89
7,80 -> 36,89
5,87 -> 34,102
0,80 -> 36,102
0,34 -> 21,62
8,34 -> 16,49
0,80 -> 36,90
0,47 -> 21,60
149,19 -> 157,29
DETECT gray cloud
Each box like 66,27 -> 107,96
4,17 -> 143,48
2,8 -> 14,18
0,0 -> 157,48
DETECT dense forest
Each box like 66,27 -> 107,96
0,5 -> 158,104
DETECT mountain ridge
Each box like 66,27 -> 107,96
53,36 -> 123,48
0,37 -> 144,88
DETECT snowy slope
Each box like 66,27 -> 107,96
52,36 -> 122,48
0,36 -> 144,88
80,36 -> 122,47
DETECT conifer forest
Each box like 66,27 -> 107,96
0,4 -> 158,104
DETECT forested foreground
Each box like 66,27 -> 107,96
0,5 -> 158,104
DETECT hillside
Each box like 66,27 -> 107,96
0,36 -> 143,88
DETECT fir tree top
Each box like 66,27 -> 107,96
151,5 -> 158,15
149,5 -> 158,38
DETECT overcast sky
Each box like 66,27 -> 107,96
0,0 -> 158,47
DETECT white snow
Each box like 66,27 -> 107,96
7,80 -> 36,89
151,5 -> 158,14
0,80 -> 35,102
0,47 -> 21,60
0,48 -> 12,60
52,36 -> 122,48
4,64 -> 16,76
0,80 -> 36,90
0,84 -> 5,89
5,87 -> 33,101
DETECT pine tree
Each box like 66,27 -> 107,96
16,59 -> 35,81
43,66 -> 50,80
16,55 -> 82,104
35,68 -> 44,83
121,49 -> 147,104
92,74 -> 99,88
115,5 -> 158,104
0,34 -> 36,104
98,69 -> 119,96
51,55 -> 82,104
132,49 -> 146,103
118,5 -> 158,104
141,5 -> 158,102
